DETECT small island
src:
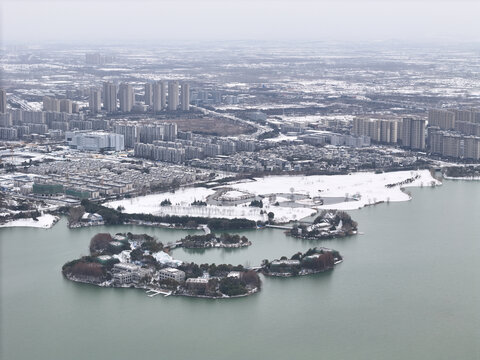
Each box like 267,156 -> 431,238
62,232 -> 261,299
179,233 -> 251,249
262,247 -> 343,277
289,210 -> 358,240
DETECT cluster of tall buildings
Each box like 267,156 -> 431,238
43,96 -> 79,114
352,118 -> 400,144
428,108 -> 480,137
428,109 -> 480,130
352,117 -> 426,150
428,108 -> 480,160
428,131 -> 480,160
0,102 -> 92,141
89,81 -> 190,114
114,122 -> 178,148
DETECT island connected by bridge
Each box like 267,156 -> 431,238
62,210 -> 354,299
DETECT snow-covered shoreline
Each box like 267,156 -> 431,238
443,175 -> 480,181
106,170 -> 441,223
0,214 -> 60,229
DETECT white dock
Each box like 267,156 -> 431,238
146,289 -> 172,297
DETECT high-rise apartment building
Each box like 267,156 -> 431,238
114,123 -> 138,148
60,99 -> 73,114
168,81 -> 179,111
103,82 -> 117,113
153,81 -> 166,113
0,113 -> 12,127
402,117 -> 426,150
464,136 -> 480,160
455,121 -> 480,136
144,83 -> 153,106
159,81 -> 167,109
428,128 -> 444,155
163,123 -> 177,141
0,89 -> 6,114
43,96 -> 60,112
89,88 -> 102,113
452,109 -> 473,123
428,109 -> 455,130
352,117 -> 399,144
181,83 -> 190,111
118,83 -> 134,113
442,134 -> 463,158
138,123 -> 177,143
379,120 -> 398,143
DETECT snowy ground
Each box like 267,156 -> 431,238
232,169 -> 440,211
106,170 -> 440,223
0,214 -> 59,229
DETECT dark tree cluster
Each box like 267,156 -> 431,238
89,233 -> 113,254
178,262 -> 204,279
62,256 -> 111,282
249,199 -> 263,208
80,200 -> 257,230
445,166 -> 480,178
219,277 -> 247,296
385,174 -> 420,188
160,199 -> 172,206
181,233 -> 249,248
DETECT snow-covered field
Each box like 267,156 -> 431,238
232,170 -> 440,211
106,170 -> 440,223
0,214 -> 59,229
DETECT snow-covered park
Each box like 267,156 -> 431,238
106,170 -> 440,223
0,214 -> 59,229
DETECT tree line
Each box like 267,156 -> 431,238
80,199 -> 257,230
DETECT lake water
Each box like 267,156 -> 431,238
1,180 -> 479,360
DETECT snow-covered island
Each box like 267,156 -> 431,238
289,210 -> 358,240
178,233 -> 251,249
62,232 -> 261,299
106,170 -> 440,224
262,247 -> 343,277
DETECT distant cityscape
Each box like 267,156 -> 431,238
1,44 -> 480,206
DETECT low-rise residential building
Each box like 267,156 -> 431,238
185,277 -> 209,291
158,268 -> 185,283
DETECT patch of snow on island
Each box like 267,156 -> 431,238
113,250 -> 131,263
108,187 -> 215,214
152,251 -> 183,267
0,214 -> 59,229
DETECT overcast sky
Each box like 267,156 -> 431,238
1,0 -> 480,44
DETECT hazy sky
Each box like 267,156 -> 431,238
1,0 -> 480,44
